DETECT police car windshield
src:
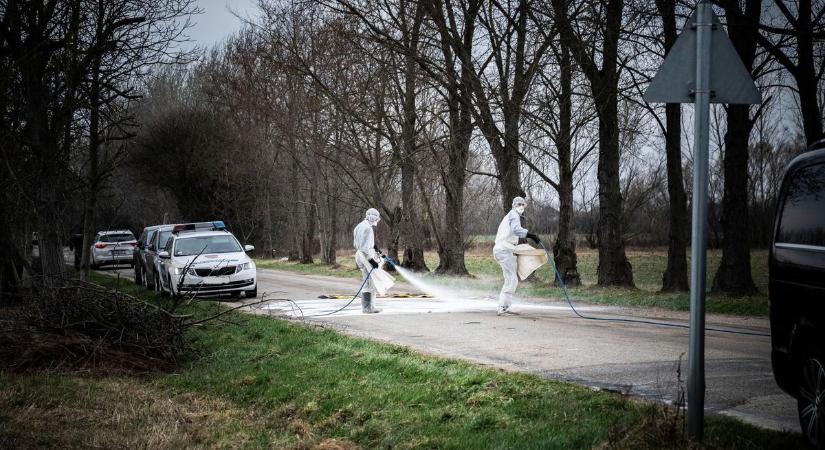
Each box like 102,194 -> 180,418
174,235 -> 242,256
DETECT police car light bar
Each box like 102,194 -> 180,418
172,221 -> 228,234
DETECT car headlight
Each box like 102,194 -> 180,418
237,262 -> 255,272
174,266 -> 191,275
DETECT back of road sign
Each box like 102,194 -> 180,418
644,8 -> 761,105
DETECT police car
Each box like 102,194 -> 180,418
155,222 -> 257,299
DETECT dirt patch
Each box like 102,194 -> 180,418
313,438 -> 361,450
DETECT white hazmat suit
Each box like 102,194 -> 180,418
353,208 -> 383,313
493,197 -> 531,314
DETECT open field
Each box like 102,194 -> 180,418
0,275 -> 803,449
256,245 -> 771,317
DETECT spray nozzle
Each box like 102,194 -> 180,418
382,255 -> 397,268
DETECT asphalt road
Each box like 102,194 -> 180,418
96,262 -> 799,433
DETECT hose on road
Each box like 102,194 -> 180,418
536,241 -> 770,337
308,266 -> 375,317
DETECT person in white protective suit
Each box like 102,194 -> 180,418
493,197 -> 542,315
353,208 -> 385,314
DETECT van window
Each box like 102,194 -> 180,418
156,230 -> 172,250
145,229 -> 156,246
777,163 -> 825,246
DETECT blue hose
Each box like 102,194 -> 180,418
536,241 -> 769,337
309,255 -> 396,317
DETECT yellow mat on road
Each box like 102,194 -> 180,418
317,293 -> 433,299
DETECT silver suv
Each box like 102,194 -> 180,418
90,230 -> 137,269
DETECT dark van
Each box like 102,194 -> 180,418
770,139 -> 825,448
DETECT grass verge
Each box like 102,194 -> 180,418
1,275 -> 801,449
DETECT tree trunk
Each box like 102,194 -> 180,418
80,54 -> 102,280
399,159 -> 428,271
552,0 -> 632,287
656,0 -> 689,292
795,0 -> 823,145
436,113 -> 470,275
79,180 -> 97,277
712,0 -> 761,296
300,185 -> 316,264
262,189 -> 274,257
554,175 -> 580,286
712,105 -> 758,295
322,192 -> 337,265
595,81 -> 634,287
435,87 -> 471,276
553,43 -> 580,287
661,102 -> 689,291
37,142 -> 66,285
491,139 -> 525,213
398,3 -> 428,272
24,81 -> 65,286
385,206 -> 401,266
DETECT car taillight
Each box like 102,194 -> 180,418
94,243 -> 107,249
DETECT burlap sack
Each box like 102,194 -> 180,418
513,244 -> 548,280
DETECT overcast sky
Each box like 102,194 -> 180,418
186,0 -> 258,49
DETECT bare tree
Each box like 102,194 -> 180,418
654,0 -> 689,292
712,0 -> 766,296
551,0 -> 635,287
716,0 -> 825,145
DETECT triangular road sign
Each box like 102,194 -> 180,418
644,8 -> 761,105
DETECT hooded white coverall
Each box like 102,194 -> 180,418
493,208 -> 528,310
353,218 -> 380,297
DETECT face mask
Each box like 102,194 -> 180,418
369,217 -> 380,226
515,206 -> 526,215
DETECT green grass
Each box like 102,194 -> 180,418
256,257 -> 363,279
256,248 -> 771,317
0,275 -> 804,449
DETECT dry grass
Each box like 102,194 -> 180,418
0,372 -> 364,450
0,375 -> 254,448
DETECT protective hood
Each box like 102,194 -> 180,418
365,208 -> 381,226
512,197 -> 527,215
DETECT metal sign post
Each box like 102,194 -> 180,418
687,2 -> 712,439
644,0 -> 760,442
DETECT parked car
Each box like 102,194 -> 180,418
155,223 -> 256,299
136,222 -> 220,290
89,230 -> 137,269
770,139 -> 825,449
133,225 -> 163,287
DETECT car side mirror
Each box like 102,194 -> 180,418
158,251 -> 170,259
244,245 -> 255,252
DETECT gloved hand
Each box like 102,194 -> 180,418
526,232 -> 541,243
373,245 -> 384,256
369,259 -> 379,269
